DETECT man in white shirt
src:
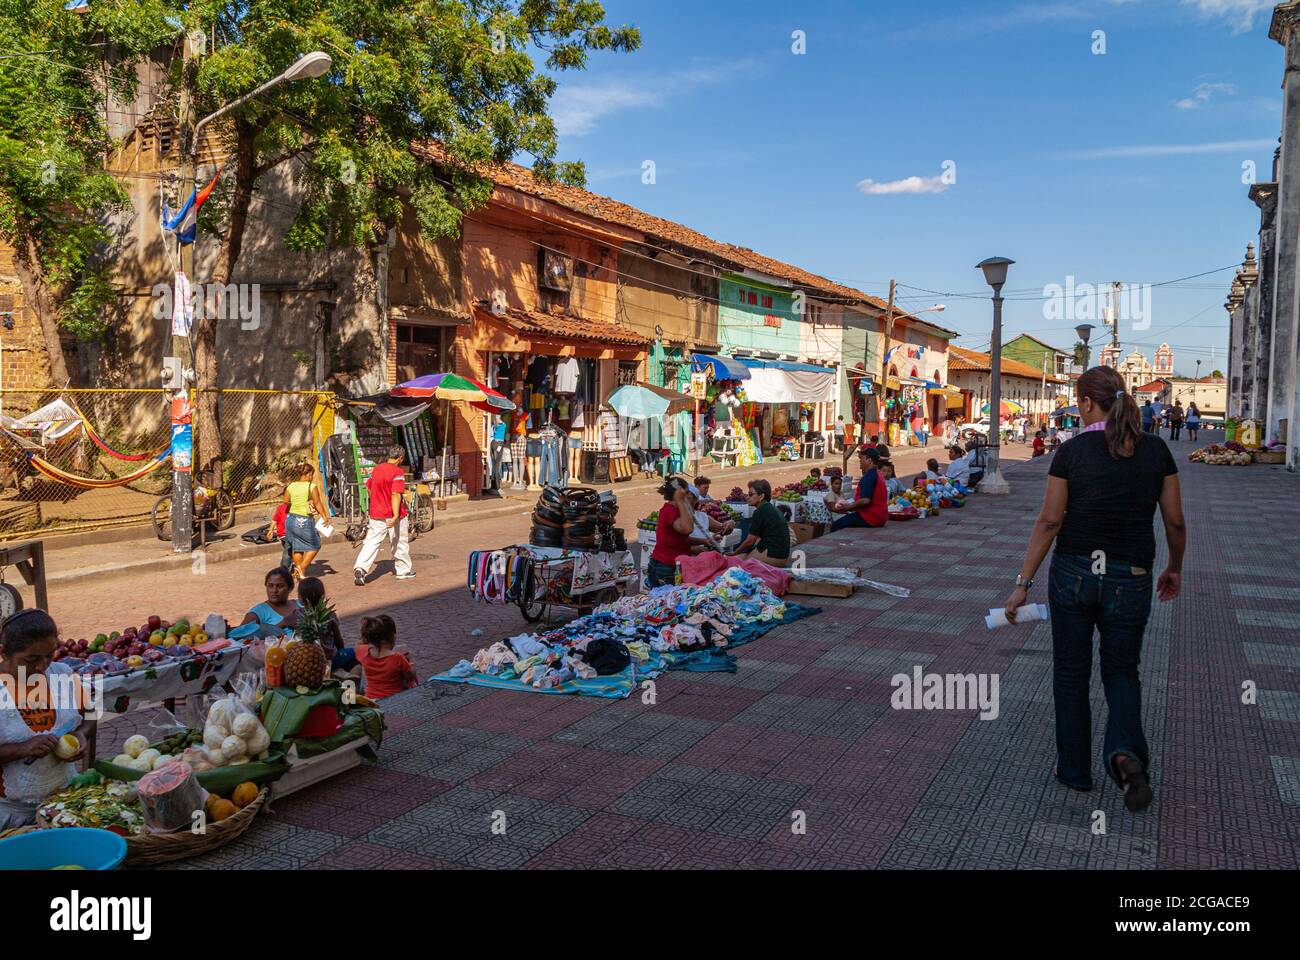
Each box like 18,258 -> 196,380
944,445 -> 971,485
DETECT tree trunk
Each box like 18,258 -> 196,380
194,121 -> 257,483
12,228 -> 71,389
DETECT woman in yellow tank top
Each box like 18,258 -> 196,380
282,462 -> 329,579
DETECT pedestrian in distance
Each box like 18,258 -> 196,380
1168,401 -> 1184,442
1140,399 -> 1155,434
1186,402 -> 1201,443
353,445 -> 415,586
282,462 -> 329,580
1004,366 -> 1185,814
834,415 -> 846,453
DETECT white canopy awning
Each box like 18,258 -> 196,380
742,368 -> 836,404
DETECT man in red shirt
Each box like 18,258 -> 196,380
829,447 -> 888,530
353,445 -> 415,585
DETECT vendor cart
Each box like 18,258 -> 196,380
518,551 -> 630,622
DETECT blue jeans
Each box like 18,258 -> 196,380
645,557 -> 676,589
1048,551 -> 1154,790
539,438 -> 561,487
831,512 -> 877,531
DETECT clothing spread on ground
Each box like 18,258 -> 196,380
437,568 -> 819,698
1049,431 -> 1177,568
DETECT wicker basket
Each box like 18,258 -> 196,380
39,786 -> 269,867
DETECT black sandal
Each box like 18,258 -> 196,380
1117,756 -> 1153,813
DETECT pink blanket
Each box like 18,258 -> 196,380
677,551 -> 791,595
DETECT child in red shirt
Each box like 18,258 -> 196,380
1032,431 -> 1046,458
355,614 -> 417,699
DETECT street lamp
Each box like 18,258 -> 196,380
1074,323 -> 1095,372
171,50 -> 334,554
976,257 -> 1014,495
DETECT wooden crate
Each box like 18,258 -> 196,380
1255,449 -> 1285,465
271,740 -> 367,800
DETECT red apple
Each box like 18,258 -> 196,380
147,615 -> 161,632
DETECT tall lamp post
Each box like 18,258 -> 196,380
975,257 -> 1014,495
171,51 -> 333,553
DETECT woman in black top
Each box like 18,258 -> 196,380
1005,366 -> 1186,813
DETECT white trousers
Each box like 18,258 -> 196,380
354,517 -> 412,577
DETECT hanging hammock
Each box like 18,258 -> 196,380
26,449 -> 171,489
68,401 -> 168,462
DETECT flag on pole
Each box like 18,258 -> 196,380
162,168 -> 220,245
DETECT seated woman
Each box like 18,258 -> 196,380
237,567 -> 301,639
830,447 -> 888,530
646,478 -> 698,589
730,479 -> 792,567
0,609 -> 92,830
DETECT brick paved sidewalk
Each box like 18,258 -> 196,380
149,437 -> 1300,869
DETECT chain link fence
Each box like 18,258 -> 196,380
0,388 -> 333,540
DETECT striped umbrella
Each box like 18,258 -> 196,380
390,373 -> 515,412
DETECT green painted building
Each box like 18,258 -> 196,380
1002,333 -> 1071,378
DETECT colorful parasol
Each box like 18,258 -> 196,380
980,400 -> 1024,418
390,373 -> 515,412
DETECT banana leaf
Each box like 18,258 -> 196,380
260,682 -> 345,743
291,707 -> 386,760
93,753 -> 288,793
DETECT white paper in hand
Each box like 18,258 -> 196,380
985,603 -> 1048,629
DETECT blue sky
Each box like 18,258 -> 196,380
541,0 -> 1281,376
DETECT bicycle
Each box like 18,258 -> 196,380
151,472 -> 236,542
338,482 -> 434,544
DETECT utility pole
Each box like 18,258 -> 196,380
169,32 -> 198,554
881,278 -> 896,441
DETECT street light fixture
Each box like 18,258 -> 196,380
1074,323 -> 1095,371
170,50 -> 334,554
975,257 -> 1014,495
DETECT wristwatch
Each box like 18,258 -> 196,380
1015,574 -> 1034,589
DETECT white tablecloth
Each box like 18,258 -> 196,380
97,642 -> 250,714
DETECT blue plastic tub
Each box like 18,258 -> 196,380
0,827 -> 127,870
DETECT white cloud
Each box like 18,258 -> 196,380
1174,81 -> 1237,109
551,60 -> 759,137
857,175 -> 951,196
1182,0 -> 1272,33
1064,138 -> 1274,159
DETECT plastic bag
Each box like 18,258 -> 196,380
137,761 -> 208,834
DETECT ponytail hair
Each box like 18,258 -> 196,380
1077,366 -> 1142,459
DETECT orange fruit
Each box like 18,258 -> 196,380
209,799 -> 238,822
231,782 -> 259,808
265,647 -> 286,667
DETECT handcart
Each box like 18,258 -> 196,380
507,545 -> 636,623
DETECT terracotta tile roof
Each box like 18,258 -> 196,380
948,345 -> 1070,382
1134,380 -> 1170,393
416,142 -> 959,338
473,303 -> 650,348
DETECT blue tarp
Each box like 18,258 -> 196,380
738,358 -> 837,375
430,602 -> 821,699
692,353 -> 752,381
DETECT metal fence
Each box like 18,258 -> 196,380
0,388 -> 332,540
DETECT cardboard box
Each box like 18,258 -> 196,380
786,578 -> 855,599
790,522 -> 817,545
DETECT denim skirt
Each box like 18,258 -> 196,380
285,513 -> 320,551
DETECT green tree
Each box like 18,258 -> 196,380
0,0 -> 175,385
183,0 -> 639,475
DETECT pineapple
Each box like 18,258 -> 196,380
282,599 -> 331,688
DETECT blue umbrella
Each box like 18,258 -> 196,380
607,383 -> 693,419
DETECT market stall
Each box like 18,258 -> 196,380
16,606 -> 387,866
734,358 -> 836,460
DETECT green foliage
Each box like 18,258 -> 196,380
0,0 -> 176,341
188,0 -> 639,253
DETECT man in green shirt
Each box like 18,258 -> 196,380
730,478 -> 791,567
